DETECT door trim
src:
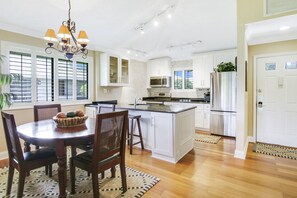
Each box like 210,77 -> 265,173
253,51 -> 297,143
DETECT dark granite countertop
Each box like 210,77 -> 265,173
86,103 -> 196,114
142,97 -> 210,104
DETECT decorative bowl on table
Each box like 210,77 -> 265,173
53,111 -> 88,128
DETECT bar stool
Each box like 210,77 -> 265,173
127,114 -> 144,154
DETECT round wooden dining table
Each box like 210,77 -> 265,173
17,118 -> 96,198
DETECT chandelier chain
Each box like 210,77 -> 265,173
68,0 -> 71,22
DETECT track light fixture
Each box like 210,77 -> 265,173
135,5 -> 175,34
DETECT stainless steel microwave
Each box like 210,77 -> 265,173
150,76 -> 171,88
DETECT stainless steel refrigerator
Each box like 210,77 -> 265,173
210,72 -> 236,137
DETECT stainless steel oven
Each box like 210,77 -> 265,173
150,76 -> 171,88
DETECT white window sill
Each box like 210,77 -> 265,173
3,100 -> 92,111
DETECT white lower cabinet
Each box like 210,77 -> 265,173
85,106 -> 195,163
151,112 -> 173,157
85,106 -> 97,118
194,104 -> 210,131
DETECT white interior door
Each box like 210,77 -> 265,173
256,53 -> 297,147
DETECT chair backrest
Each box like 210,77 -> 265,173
92,110 -> 128,163
1,112 -> 24,163
97,104 -> 116,114
34,104 -> 61,121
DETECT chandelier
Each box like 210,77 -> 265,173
44,0 -> 89,59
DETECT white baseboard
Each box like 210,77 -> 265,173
248,136 -> 255,143
0,151 -> 8,160
234,137 -> 249,160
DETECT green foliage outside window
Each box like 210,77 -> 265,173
174,71 -> 182,89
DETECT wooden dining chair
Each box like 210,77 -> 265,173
33,104 -> 61,175
34,104 -> 61,122
1,112 -> 57,198
71,104 -> 116,156
70,110 -> 128,198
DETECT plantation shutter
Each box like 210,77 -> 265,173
58,59 -> 73,100
9,51 -> 32,103
36,55 -> 54,102
76,62 -> 88,100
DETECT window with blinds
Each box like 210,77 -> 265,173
58,59 -> 73,100
36,56 -> 54,102
76,61 -> 88,100
184,70 -> 193,89
9,51 -> 32,103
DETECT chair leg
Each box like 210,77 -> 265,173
17,170 -> 26,198
92,171 -> 99,198
71,146 -> 77,157
48,165 -> 53,177
111,166 -> 116,178
45,165 -> 49,175
127,123 -> 130,146
130,118 -> 134,154
137,118 -> 144,149
70,159 -> 76,194
120,163 -> 127,192
101,171 -> 105,179
6,165 -> 14,195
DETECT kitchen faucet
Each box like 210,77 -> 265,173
134,97 -> 142,107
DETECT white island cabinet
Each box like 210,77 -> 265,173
85,104 -> 195,163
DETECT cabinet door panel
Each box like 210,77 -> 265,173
193,54 -> 213,88
203,111 -> 210,129
121,58 -> 129,84
152,113 -> 173,157
109,56 -> 119,83
195,109 -> 204,128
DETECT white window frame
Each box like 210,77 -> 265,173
1,41 -> 94,109
172,67 -> 193,92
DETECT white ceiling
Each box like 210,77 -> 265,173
0,0 -> 237,61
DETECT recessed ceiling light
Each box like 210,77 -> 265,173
127,50 -> 131,54
167,13 -> 172,19
153,20 -> 159,27
280,26 -> 290,31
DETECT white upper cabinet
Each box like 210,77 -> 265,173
193,49 -> 236,88
147,57 -> 171,87
100,53 -> 129,86
193,54 -> 213,88
147,57 -> 172,76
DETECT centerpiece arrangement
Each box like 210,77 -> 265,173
53,110 -> 88,128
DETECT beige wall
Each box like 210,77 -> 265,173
236,0 -> 297,157
247,39 -> 297,136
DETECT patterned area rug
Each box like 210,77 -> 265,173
195,133 -> 221,144
255,142 -> 297,160
0,165 -> 159,198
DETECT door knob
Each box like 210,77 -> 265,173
258,101 -> 263,108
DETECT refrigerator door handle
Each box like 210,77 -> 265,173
211,75 -> 214,108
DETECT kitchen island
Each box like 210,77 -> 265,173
85,103 -> 196,163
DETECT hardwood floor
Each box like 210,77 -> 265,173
125,136 -> 297,198
1,135 -> 297,197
